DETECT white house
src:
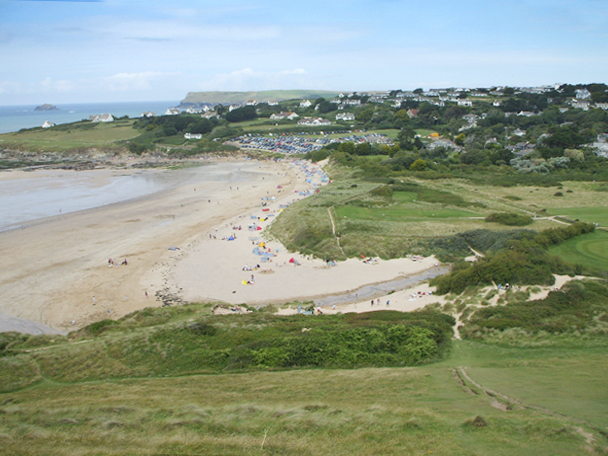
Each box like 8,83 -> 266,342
141,111 -> 156,118
575,88 -> 591,100
457,100 -> 473,107
512,128 -> 527,137
595,103 -> 608,110
270,112 -> 299,121
246,99 -> 258,106
90,113 -> 114,122
571,100 -> 591,111
492,100 -> 502,107
299,99 -> 312,108
336,112 -> 355,121
184,133 -> 202,140
42,120 -> 55,128
165,108 -> 180,116
298,117 -> 331,126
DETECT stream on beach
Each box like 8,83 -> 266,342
314,265 -> 450,307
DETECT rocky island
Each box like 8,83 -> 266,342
34,103 -> 59,111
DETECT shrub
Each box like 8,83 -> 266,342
485,212 -> 533,226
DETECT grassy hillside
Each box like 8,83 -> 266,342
181,90 -> 341,105
1,299 -> 607,455
0,118 -> 139,152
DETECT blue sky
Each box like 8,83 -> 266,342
1,0 -> 607,104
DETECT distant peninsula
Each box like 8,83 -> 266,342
34,104 -> 59,111
179,90 -> 340,107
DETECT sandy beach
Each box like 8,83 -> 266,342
0,158 -> 444,332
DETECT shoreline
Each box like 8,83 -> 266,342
0,157 -> 447,333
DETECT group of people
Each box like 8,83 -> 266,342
108,258 -> 128,267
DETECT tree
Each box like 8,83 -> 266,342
413,88 -> 424,94
354,142 -> 372,156
225,106 -> 257,122
358,107 -> 374,123
338,142 -> 355,154
317,100 -> 336,113
398,127 -> 415,150
410,158 -> 427,171
454,133 -> 466,146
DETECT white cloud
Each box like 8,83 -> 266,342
200,68 -> 315,91
0,81 -> 22,94
100,71 -> 181,92
93,18 -> 281,42
40,77 -> 75,92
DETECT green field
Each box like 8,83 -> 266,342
0,119 -> 139,151
336,202 -> 480,222
549,230 -> 608,273
548,207 -> 608,227
181,89 -> 341,105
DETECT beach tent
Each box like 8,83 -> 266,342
228,236 -> 235,241
259,242 -> 266,248
168,246 -> 180,251
289,258 -> 295,263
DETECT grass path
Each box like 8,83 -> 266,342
327,206 -> 346,259
456,366 -> 607,443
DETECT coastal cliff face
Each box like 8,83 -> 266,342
34,104 -> 59,111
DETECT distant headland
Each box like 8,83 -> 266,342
34,104 -> 59,111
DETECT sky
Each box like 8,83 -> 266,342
1,0 -> 607,105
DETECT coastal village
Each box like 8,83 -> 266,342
42,83 -> 608,159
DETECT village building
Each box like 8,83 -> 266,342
184,133 -> 202,140
336,112 -> 355,121
298,117 -> 331,126
41,120 -> 55,128
165,108 -> 180,116
141,111 -> 156,118
299,99 -> 312,108
90,113 -> 114,122
270,112 -> 299,121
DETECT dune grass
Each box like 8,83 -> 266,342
0,339 -> 605,455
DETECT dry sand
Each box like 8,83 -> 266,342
1,158 -> 443,332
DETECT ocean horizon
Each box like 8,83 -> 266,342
0,100 -> 180,134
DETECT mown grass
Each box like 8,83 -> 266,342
549,230 -> 608,275
547,207 -> 608,227
444,341 -> 608,431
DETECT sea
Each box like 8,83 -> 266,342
0,101 -> 179,134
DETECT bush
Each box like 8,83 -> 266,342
485,212 -> 533,226
461,280 -> 608,338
